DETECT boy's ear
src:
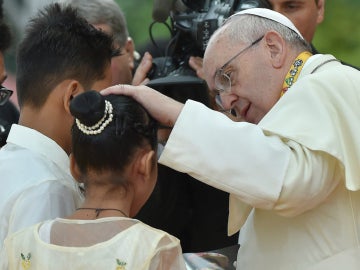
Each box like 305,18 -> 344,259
70,153 -> 82,183
63,80 -> 85,115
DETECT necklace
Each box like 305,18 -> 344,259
76,207 -> 128,218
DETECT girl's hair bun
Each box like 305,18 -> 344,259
70,90 -> 105,126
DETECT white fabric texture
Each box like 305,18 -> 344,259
229,8 -> 304,39
159,54 -> 360,269
0,124 -> 83,250
1,217 -> 186,270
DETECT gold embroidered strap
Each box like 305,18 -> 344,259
281,51 -> 312,97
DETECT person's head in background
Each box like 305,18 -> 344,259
0,1 -> 11,86
70,91 -> 158,217
16,3 -> 118,154
0,0 -> 19,148
60,0 -> 136,85
265,0 -> 325,43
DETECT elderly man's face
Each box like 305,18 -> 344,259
268,0 -> 325,42
204,30 -> 283,124
93,23 -> 134,85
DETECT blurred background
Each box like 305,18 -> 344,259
2,0 -> 360,104
117,0 -> 360,66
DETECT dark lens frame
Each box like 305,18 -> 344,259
0,86 -> 13,106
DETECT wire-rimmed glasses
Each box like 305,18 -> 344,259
214,36 -> 264,94
0,86 -> 13,106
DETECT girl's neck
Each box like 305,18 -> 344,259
73,207 -> 129,219
68,186 -> 133,220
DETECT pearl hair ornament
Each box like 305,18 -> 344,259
75,100 -> 114,135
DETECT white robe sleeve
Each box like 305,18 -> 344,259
159,100 -> 290,209
159,100 -> 342,217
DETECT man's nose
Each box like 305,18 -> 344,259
216,93 -> 238,118
219,92 -> 235,111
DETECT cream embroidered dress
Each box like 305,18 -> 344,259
1,217 -> 186,270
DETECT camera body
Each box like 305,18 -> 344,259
147,0 -> 271,105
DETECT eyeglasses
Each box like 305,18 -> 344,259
0,86 -> 13,106
215,94 -> 237,117
214,36 -> 264,93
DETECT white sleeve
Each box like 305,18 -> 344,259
159,100 -> 340,214
0,243 -> 8,270
148,235 -> 187,270
273,139 -> 342,216
8,180 -> 77,236
159,100 -> 290,209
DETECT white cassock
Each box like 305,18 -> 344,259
159,54 -> 360,270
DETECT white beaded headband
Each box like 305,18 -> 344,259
75,100 -> 114,135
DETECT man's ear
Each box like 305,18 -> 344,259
63,80 -> 85,115
70,153 -> 82,183
316,0 -> 325,24
124,37 -> 135,70
264,31 -> 286,69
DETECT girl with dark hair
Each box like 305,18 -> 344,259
1,91 -> 186,269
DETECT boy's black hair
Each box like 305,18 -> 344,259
16,3 -> 119,108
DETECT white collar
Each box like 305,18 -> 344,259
6,124 -> 70,172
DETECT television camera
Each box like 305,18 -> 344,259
146,0 -> 271,106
